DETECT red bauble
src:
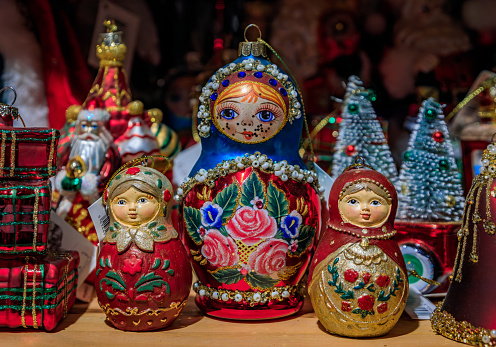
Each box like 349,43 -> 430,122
433,131 -> 444,143
345,145 -> 356,156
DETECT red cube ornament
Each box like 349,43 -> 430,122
0,127 -> 59,255
0,251 -> 79,330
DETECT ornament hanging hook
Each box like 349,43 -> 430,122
244,24 -> 262,42
354,156 -> 366,167
491,133 -> 496,144
0,86 -> 17,106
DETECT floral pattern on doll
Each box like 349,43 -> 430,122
326,256 -> 404,319
103,166 -> 178,252
183,169 -> 317,289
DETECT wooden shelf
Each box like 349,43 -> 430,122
0,292 -> 461,346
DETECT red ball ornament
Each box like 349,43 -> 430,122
345,145 -> 356,156
433,131 -> 444,143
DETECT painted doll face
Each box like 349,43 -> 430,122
214,82 -> 287,143
338,189 -> 390,228
111,186 -> 159,226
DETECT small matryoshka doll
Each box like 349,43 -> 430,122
177,25 -> 321,320
96,160 -> 192,331
308,158 -> 408,337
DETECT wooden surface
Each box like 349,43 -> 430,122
0,292 -> 462,347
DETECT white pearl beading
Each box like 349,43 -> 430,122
192,281 -> 298,307
196,59 -> 303,138
174,152 -> 322,201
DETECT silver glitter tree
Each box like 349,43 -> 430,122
331,76 -> 398,183
396,98 -> 464,222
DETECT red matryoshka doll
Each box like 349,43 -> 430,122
308,158 -> 408,337
176,25 -> 322,320
96,160 -> 192,331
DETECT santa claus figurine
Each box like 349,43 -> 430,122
55,107 -> 121,244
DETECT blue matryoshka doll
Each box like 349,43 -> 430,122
176,25 -> 322,320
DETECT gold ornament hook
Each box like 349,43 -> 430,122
491,132 -> 496,143
0,86 -> 17,106
244,24 -> 262,42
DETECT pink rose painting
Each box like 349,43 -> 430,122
248,239 -> 289,275
201,229 -> 239,267
226,206 -> 277,245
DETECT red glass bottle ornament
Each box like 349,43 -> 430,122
433,131 -> 445,143
308,158 -> 408,337
96,163 -> 192,331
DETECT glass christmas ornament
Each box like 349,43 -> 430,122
431,136 -> 496,346
177,25 -> 322,320
433,131 -> 445,143
345,145 -> 356,156
308,158 -> 408,337
96,159 -> 192,331
425,108 -> 437,121
57,20 -> 180,164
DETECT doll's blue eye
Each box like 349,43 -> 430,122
347,199 -> 358,205
117,200 -> 126,205
370,200 -> 382,206
220,109 -> 238,120
256,110 -> 274,122
92,125 -> 98,130
138,198 -> 148,204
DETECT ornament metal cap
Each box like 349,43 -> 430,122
0,87 -> 24,127
96,20 -> 127,66
238,24 -> 267,58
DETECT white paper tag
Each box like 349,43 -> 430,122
314,163 -> 334,204
88,196 -> 109,243
404,286 -> 437,320
49,212 -> 97,287
172,142 -> 202,187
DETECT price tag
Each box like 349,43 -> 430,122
88,196 -> 109,243
49,212 -> 97,287
405,286 -> 437,320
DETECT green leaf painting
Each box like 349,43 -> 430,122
135,272 -> 170,294
210,268 -> 244,285
183,206 -> 203,244
245,272 -> 279,289
266,182 -> 289,219
240,171 -> 265,207
291,225 -> 316,256
212,182 -> 239,224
